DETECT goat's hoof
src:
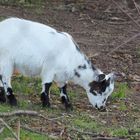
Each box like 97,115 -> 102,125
64,102 -> 73,111
41,92 -> 50,108
42,102 -> 51,108
7,94 -> 17,106
0,87 -> 6,103
61,97 -> 73,110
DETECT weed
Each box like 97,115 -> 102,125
119,102 -> 127,111
111,127 -> 129,137
20,129 -> 51,140
12,76 -> 41,95
111,83 -> 128,99
0,104 -> 13,112
70,113 -> 100,132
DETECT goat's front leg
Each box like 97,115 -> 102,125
59,84 -> 72,110
41,83 -> 52,107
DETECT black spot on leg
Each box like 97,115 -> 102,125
60,84 -> 72,110
7,87 -> 13,94
95,104 -> 98,108
0,87 -> 6,103
7,87 -> 17,106
41,92 -> 50,107
41,83 -> 52,107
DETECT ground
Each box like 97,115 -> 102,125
0,0 -> 140,140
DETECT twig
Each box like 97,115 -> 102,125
0,118 -> 18,140
132,0 -> 140,16
112,0 -> 140,29
49,116 -> 66,121
92,137 -> 127,140
0,127 -> 4,134
107,32 -> 140,55
21,125 -> 58,139
68,127 -> 97,136
0,110 -> 40,117
16,119 -> 20,140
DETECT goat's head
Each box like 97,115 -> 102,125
87,72 -> 115,111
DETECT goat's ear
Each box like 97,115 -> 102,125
109,72 -> 117,81
98,74 -> 106,82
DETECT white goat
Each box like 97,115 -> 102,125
0,18 -> 115,110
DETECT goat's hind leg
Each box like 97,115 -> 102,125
1,75 -> 17,106
0,60 -> 17,106
0,75 -> 6,103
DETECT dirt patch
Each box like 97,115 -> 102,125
0,0 -> 140,139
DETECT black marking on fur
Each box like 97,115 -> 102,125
102,98 -> 106,104
78,64 -> 87,69
0,87 -> 6,103
7,87 -> 17,106
95,104 -> 98,108
41,92 -> 50,107
89,89 -> 97,96
44,83 -> 52,93
87,58 -> 90,64
0,75 -> 2,81
41,83 -> 52,107
7,87 -> 13,94
89,78 -> 110,95
75,44 -> 81,52
74,70 -> 80,78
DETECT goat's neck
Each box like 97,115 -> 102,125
72,62 -> 100,90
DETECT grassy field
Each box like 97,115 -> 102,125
0,76 -> 139,140
0,0 -> 140,139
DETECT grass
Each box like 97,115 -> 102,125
72,115 -> 99,131
111,128 -> 129,137
0,0 -> 45,6
12,76 -> 42,95
20,129 -> 53,140
0,76 -> 139,139
111,83 -> 128,99
0,128 -> 52,140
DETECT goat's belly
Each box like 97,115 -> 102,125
15,64 -> 41,77
13,51 -> 44,77
14,60 -> 42,77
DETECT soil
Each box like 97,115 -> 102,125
0,0 -> 140,139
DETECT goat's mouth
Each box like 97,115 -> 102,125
95,104 -> 107,112
97,106 -> 107,112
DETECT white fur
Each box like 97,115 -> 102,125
0,18 -> 114,108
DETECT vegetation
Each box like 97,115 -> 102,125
0,0 -> 140,139
0,77 -> 139,139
